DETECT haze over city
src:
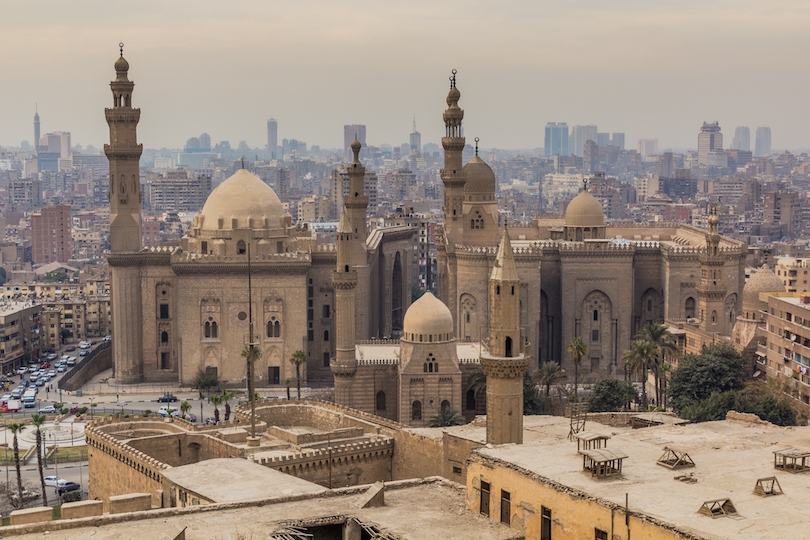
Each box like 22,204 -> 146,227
2,0 -> 809,151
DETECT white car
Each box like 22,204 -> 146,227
79,341 -> 89,349
157,406 -> 176,417
61,355 -> 69,362
44,476 -> 66,487
15,368 -> 26,375
57,365 -> 66,372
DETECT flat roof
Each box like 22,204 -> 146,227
161,458 -> 326,503
7,479 -> 518,540
472,415 -> 810,540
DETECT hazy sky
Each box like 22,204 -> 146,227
2,1 -> 809,152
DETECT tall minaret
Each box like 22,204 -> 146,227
331,212 -> 358,406
33,105 -> 40,151
440,70 -> 466,245
480,229 -> 529,444
697,204 -> 727,334
104,44 -> 144,383
344,137 -> 369,250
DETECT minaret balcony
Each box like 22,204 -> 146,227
331,270 -> 358,289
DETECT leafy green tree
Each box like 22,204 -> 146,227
429,408 -> 466,427
191,367 -> 219,398
7,423 -> 26,505
210,395 -> 222,423
532,361 -> 566,398
289,350 -> 307,399
622,339 -> 655,408
752,395 -> 797,426
523,373 -> 545,415
221,390 -> 235,421
587,378 -> 637,412
32,415 -> 48,507
669,342 -> 747,413
179,400 -> 191,420
567,337 -> 587,402
284,379 -> 291,400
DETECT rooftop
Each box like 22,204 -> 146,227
465,414 -> 810,540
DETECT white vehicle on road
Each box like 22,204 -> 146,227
44,476 -> 66,487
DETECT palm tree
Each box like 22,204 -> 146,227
289,350 -> 307,399
221,390 -> 235,422
638,322 -> 679,407
284,379 -> 291,401
179,400 -> 191,420
31,415 -> 48,507
567,337 -> 587,402
7,422 -> 26,505
210,395 -> 222,424
465,364 -> 487,398
622,339 -> 655,409
532,361 -> 567,398
429,408 -> 466,427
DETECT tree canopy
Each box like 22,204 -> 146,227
668,342 -> 747,413
587,378 -> 636,412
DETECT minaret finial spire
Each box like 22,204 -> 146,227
240,156 -> 246,169
119,42 -> 124,57
475,137 -> 479,156
450,69 -> 457,88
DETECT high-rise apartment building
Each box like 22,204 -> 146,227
267,118 -> 278,159
638,138 -> 659,158
31,204 -> 72,264
596,133 -> 610,147
410,118 -> 421,156
33,107 -> 40,152
610,133 -> 625,150
343,124 -> 366,160
763,191 -> 800,238
732,126 -> 750,151
697,122 -> 723,165
568,125 -> 597,157
755,127 -> 772,157
583,140 -> 598,172
543,123 -> 569,156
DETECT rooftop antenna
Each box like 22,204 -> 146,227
475,137 -> 479,156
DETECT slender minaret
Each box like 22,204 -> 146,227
104,43 -> 144,383
33,105 -> 40,151
480,228 -> 529,444
697,204 -> 727,334
331,212 -> 358,406
440,70 -> 466,245
344,138 -> 369,252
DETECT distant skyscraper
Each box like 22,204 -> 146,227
755,127 -> 771,157
583,140 -> 598,172
267,118 -> 278,159
638,138 -> 659,158
410,117 -> 421,156
33,106 -> 40,153
732,127 -> 750,151
597,133 -> 610,147
697,122 -> 723,165
568,125 -> 597,157
544,122 -> 569,156
610,133 -> 625,150
32,204 -> 71,264
344,124 -> 366,159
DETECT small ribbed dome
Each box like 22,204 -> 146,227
115,55 -> 129,73
403,292 -> 454,342
463,155 -> 496,195
199,169 -> 284,230
447,86 -> 460,106
742,264 -> 784,314
565,189 -> 605,228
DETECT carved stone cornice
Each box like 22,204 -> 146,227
480,354 -> 529,379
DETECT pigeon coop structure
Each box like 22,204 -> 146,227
572,432 -> 610,453
773,448 -> 810,473
753,477 -> 783,497
580,448 -> 627,479
656,447 -> 695,470
698,498 -> 737,519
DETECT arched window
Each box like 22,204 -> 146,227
711,310 -> 717,323
411,401 -> 422,421
428,363 -> 433,373
466,389 -> 476,411
441,400 -> 451,412
237,240 -> 246,255
344,265 -> 349,272
505,336 -> 513,358
267,321 -> 273,338
434,362 -> 439,373
273,320 -> 280,337
593,310 -> 599,321
423,363 -> 428,373
161,331 -> 169,344
211,321 -> 218,339
376,391 -> 386,411
511,286 -> 515,295
323,330 -> 329,341
204,322 -> 211,338
685,297 -> 696,318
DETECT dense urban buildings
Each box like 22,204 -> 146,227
31,203 -> 71,264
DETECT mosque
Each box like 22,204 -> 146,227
105,51 -> 748,425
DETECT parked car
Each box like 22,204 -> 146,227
35,378 -> 45,387
79,341 -> 89,349
157,406 -> 175,417
40,362 -> 50,369
79,349 -> 89,357
103,335 -> 111,343
65,346 -> 76,352
15,368 -> 26,375
57,365 -> 66,372
57,482 -> 80,495
47,370 -> 56,377
204,417 -> 217,425
28,366 -> 38,373
44,476 -> 65,487
66,358 -> 76,366
38,405 -> 57,414
47,353 -> 57,361
185,413 -> 198,423
157,394 -> 178,403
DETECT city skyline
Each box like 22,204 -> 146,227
1,1 -> 809,151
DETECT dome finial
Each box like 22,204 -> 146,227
474,137 -> 479,156
119,42 -> 124,57
583,178 -> 588,192
350,136 -> 362,163
240,156 -> 246,169
450,69 -> 457,88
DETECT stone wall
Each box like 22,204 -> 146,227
127,432 -> 239,467
58,344 -> 112,392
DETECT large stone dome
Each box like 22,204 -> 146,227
463,155 -> 496,196
742,264 -> 784,315
198,169 -> 284,230
565,189 -> 605,228
402,292 -> 454,342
